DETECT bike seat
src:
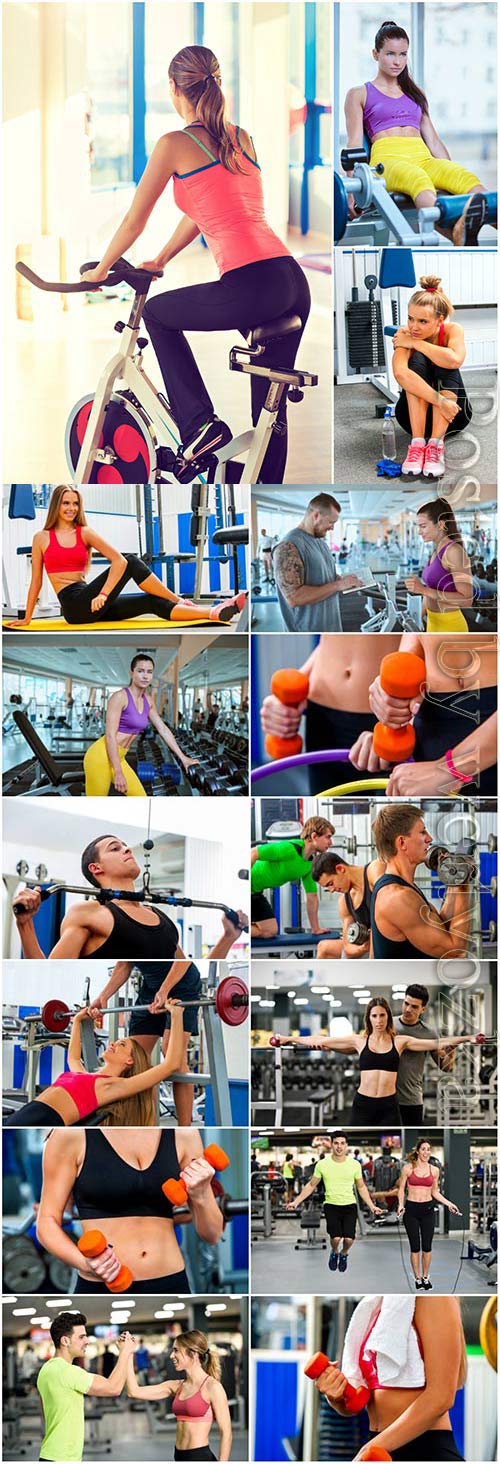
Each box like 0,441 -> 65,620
247,312 -> 302,346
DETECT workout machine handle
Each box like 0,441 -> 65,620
12,882 -> 248,931
15,256 -> 162,295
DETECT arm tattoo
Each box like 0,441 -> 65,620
274,541 -> 305,599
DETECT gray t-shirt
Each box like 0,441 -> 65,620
395,1015 -> 437,1105
275,527 -> 342,632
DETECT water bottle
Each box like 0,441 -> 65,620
382,407 -> 396,461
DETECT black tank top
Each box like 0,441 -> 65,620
358,1036 -> 400,1073
72,1130 -> 180,1219
135,960 -> 202,1000
345,865 -> 372,927
87,903 -> 179,959
371,873 -> 434,959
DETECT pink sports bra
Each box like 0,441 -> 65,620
358,1310 -> 424,1390
117,687 -> 151,736
407,1168 -> 435,1187
172,1382 -> 214,1423
363,81 -> 423,141
51,1071 -> 100,1119
43,525 -> 89,575
173,125 -> 290,277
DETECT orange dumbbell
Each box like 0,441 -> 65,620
77,1230 -> 133,1293
304,1351 -> 370,1413
265,668 -> 310,760
162,1143 -> 230,1207
360,1448 -> 392,1461
372,652 -> 425,763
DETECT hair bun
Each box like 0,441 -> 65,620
420,275 -> 442,292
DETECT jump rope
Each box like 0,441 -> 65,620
392,1206 -> 467,1295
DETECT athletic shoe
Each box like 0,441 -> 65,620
328,1250 -> 338,1272
452,192 -> 488,247
423,440 -> 445,479
415,1279 -> 424,1289
338,1253 -> 348,1273
174,418 -> 233,481
422,1278 -> 433,1290
401,440 -> 426,478
209,592 -> 247,623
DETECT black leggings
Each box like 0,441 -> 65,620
395,350 -> 472,437
305,701 -> 376,792
174,1450 -> 216,1461
350,1091 -> 401,1126
142,255 -> 311,484
57,552 -> 174,624
404,1199 -> 435,1251
413,685 -> 497,794
367,1430 -> 463,1461
74,1267 -> 191,1294
5,1101 -> 65,1127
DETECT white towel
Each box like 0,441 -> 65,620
342,1296 -> 426,1389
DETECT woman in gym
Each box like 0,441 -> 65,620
391,278 -> 472,482
7,485 -> 244,628
126,1330 -> 232,1461
272,997 -> 479,1126
36,1128 -> 223,1295
83,652 -> 199,796
405,499 -> 473,632
80,44 -> 311,486
397,1138 -> 462,1291
314,1293 -> 466,1461
345,19 -> 488,246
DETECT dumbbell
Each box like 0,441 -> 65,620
345,920 -> 370,946
265,668 -> 310,759
304,1351 -> 370,1413
162,1143 -> 230,1207
425,844 -> 478,886
360,1450 -> 392,1462
372,652 -> 425,763
77,1230 -> 133,1293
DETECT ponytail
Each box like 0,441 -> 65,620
406,1137 -> 433,1167
374,21 -> 429,114
168,46 -> 242,172
417,497 -> 463,547
174,1330 -> 222,1381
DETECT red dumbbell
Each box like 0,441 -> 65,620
304,1351 -> 370,1413
77,1230 -> 133,1293
372,652 -> 425,763
265,668 -> 310,760
162,1143 -> 230,1207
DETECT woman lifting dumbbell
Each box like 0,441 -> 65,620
36,1128 -> 223,1295
307,1293 -> 466,1460
391,278 -> 472,483
83,653 -> 199,797
80,44 -> 311,486
345,20 -> 488,246
397,1139 -> 462,1291
126,1330 -> 232,1461
6,485 -> 244,630
271,996 -> 478,1127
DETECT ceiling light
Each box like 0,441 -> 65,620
294,997 -> 309,1005
12,1308 -> 36,1316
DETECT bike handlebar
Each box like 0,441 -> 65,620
15,256 -> 163,295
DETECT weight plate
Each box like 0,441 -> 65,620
487,834 -> 497,853
41,998 -> 71,1033
215,975 -> 249,1026
334,171 -> 349,244
479,1296 -> 497,1371
3,1237 -> 46,1293
47,1257 -> 77,1292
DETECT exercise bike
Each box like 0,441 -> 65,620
16,257 -> 318,485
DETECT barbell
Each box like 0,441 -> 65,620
40,975 -> 249,1033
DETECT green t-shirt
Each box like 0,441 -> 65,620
283,1162 -> 294,1179
314,1155 -> 360,1206
251,840 -> 317,895
38,1356 -> 93,1462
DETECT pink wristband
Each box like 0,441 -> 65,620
445,749 -> 474,784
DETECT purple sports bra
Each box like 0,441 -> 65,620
363,81 -> 422,141
118,687 -> 151,736
421,542 -> 457,594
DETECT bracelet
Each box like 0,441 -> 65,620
100,592 -> 108,600
445,748 -> 474,784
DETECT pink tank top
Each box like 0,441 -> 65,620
172,1382 -> 214,1423
363,81 -> 422,141
358,1310 -> 424,1390
173,125 -> 290,276
51,1071 -> 100,1119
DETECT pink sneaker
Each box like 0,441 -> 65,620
423,440 -> 445,479
401,440 -> 426,478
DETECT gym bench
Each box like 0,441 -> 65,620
252,929 -> 339,957
2,711 -> 85,795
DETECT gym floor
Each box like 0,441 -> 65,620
250,1227 -> 494,1296
3,1420 -> 250,1462
334,371 -> 498,485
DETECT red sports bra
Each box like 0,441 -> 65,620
407,1168 -> 434,1188
51,1070 -> 100,1119
358,1310 -> 424,1390
43,525 -> 89,574
172,1382 -> 213,1422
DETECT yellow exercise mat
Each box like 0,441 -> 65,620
3,615 -> 232,632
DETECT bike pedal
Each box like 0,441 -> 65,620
156,446 -> 178,471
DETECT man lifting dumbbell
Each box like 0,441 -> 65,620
251,817 -> 335,939
12,834 -> 248,960
89,958 -> 204,1125
310,849 -> 386,959
371,805 -> 476,959
286,1131 -> 383,1274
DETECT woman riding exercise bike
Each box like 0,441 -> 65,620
81,44 -> 311,486
83,653 -> 199,797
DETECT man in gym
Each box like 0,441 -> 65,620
12,834 -> 248,961
286,1131 -> 383,1273
251,816 -> 335,939
273,492 -> 363,632
310,848 -> 386,959
37,1313 -> 133,1463
259,527 -> 278,582
371,804 -> 473,959
89,957 -> 203,1125
395,982 -> 455,1124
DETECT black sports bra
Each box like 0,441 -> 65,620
358,1037 -> 400,1073
72,1130 -> 180,1219
87,902 -> 179,959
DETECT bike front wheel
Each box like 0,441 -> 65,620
65,391 -> 158,483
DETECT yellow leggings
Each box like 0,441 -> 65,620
84,738 -> 147,796
370,136 -> 482,205
426,608 -> 469,633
